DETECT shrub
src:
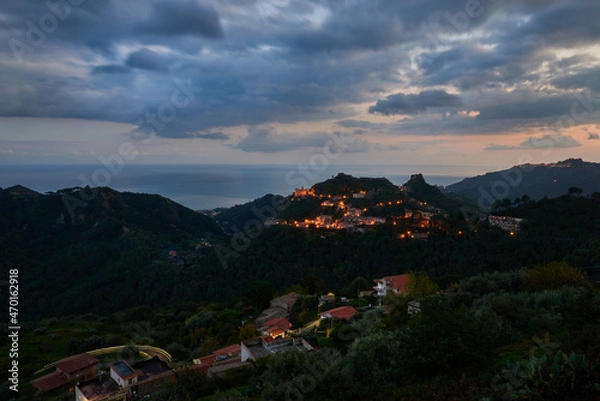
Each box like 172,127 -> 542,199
523,262 -> 587,291
491,348 -> 600,400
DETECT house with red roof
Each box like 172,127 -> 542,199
30,371 -> 70,393
373,274 -> 411,297
32,353 -> 99,393
319,306 -> 357,321
259,317 -> 292,339
192,344 -> 242,370
214,344 -> 242,359
190,344 -> 249,379
55,353 -> 99,381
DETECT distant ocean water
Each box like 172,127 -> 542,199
0,164 -> 470,210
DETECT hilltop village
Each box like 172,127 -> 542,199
260,174 -> 523,238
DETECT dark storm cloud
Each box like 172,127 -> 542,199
1,0 -> 121,56
416,0 -> 600,91
136,1 -> 223,39
504,1 -> 600,47
125,49 -> 169,72
288,7 -> 406,52
369,90 -> 464,116
418,44 -> 533,90
476,96 -> 574,121
2,0 -> 223,57
0,0 -> 599,146
552,67 -> 600,92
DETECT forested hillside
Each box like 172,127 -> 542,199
2,181 -> 600,320
1,181 -> 600,401
0,186 -> 224,319
446,158 -> 600,205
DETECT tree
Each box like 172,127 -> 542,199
568,186 -> 583,196
492,198 -> 513,212
244,281 -> 274,311
522,262 -> 587,291
383,291 -> 410,328
344,277 -> 370,297
167,342 -> 190,362
238,322 -> 259,342
397,296 -> 502,378
302,275 -> 327,295
490,347 -> 599,401
254,348 -> 341,401
406,271 -> 440,299
343,331 -> 404,398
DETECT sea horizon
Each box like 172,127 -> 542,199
0,163 -> 486,210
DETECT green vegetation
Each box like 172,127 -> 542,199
311,172 -> 396,196
446,158 -> 600,202
1,174 -> 600,400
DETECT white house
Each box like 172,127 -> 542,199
110,361 -> 137,389
373,274 -> 411,298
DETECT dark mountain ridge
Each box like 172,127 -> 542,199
0,186 -> 225,318
445,158 -> 600,208
1,185 -> 224,242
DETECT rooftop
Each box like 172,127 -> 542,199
111,361 -> 136,379
193,344 -> 242,369
207,357 -> 251,378
270,292 -> 297,308
77,373 -> 122,401
261,317 -> 292,331
31,371 -> 69,392
243,338 -> 274,360
193,354 -> 217,368
255,305 -> 289,326
319,306 -> 358,321
133,356 -> 174,382
242,336 -> 314,361
375,274 -> 411,291
54,353 -> 99,374
213,344 -> 242,357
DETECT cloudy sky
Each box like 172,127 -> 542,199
1,0 -> 599,174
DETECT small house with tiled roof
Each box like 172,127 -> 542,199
214,344 -> 242,359
373,274 -> 411,297
192,344 -> 242,370
260,317 -> 292,339
55,353 -> 99,381
31,371 -> 70,393
32,353 -> 99,393
110,361 -> 138,389
319,306 -> 357,321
